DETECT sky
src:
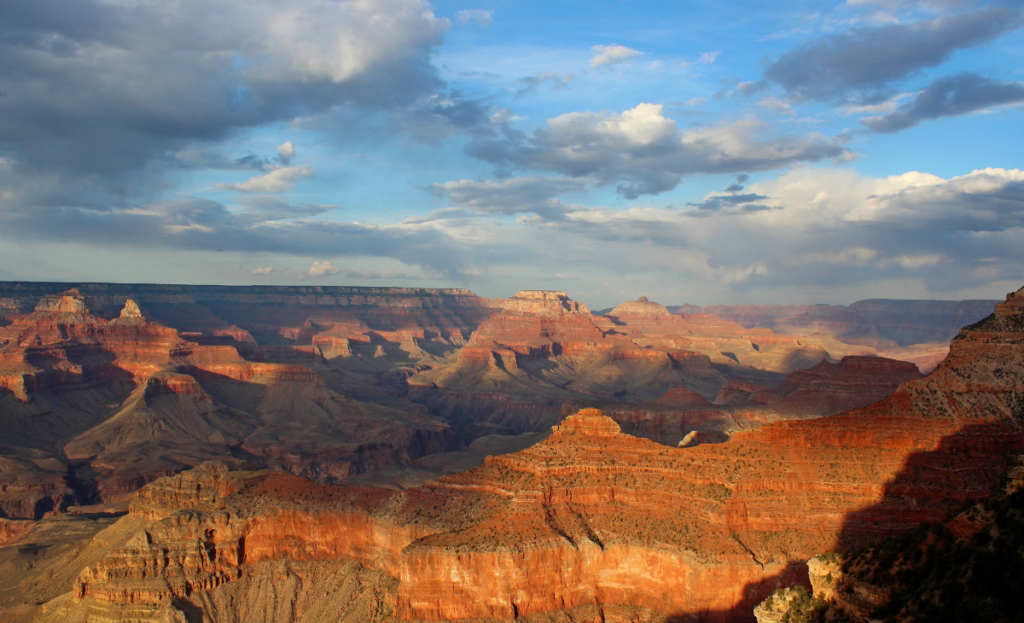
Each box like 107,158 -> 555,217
1,0 -> 1023,308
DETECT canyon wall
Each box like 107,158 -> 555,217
64,286 -> 1024,621
0,289 -> 464,517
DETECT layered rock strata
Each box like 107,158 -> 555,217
68,286 -> 1024,622
0,282 -> 494,351
409,293 -> 729,439
0,293 -> 461,517
565,355 -> 922,446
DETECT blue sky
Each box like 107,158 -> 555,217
1,0 -> 1023,307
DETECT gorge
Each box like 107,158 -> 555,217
0,281 -> 1016,622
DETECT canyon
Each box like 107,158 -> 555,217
0,283 -> 973,520
0,281 -> 1015,622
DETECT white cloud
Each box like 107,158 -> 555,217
758,97 -> 795,114
510,167 -> 1024,293
163,222 -> 215,234
0,0 -> 451,182
216,165 -> 316,193
891,254 -> 944,268
307,260 -> 343,277
698,51 -> 721,64
682,51 -> 721,69
590,44 -> 644,69
563,102 -> 677,146
468,103 -> 850,198
277,142 -> 296,166
455,9 -> 493,27
840,93 -> 913,116
254,0 -> 450,84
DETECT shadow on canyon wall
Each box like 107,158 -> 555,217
668,419 -> 1024,622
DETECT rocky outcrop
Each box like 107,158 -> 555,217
0,517 -> 31,546
0,448 -> 76,519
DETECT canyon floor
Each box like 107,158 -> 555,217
0,282 -> 1015,622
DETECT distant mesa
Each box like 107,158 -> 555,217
494,290 -> 591,315
608,295 -> 672,317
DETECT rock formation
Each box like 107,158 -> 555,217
0,282 -> 976,526
407,291 -> 920,444
0,281 -> 1006,623
0,292 -> 462,517
48,285 -> 1024,622
408,291 -> 731,440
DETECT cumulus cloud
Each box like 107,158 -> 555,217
590,44 -> 644,69
763,8 -> 1022,103
862,73 -> 1024,132
277,142 -> 296,166
489,167 -> 1022,294
253,267 -> 276,275
455,9 -> 493,27
466,103 -> 851,198
307,261 -> 344,277
0,0 -> 449,183
215,165 -> 316,193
